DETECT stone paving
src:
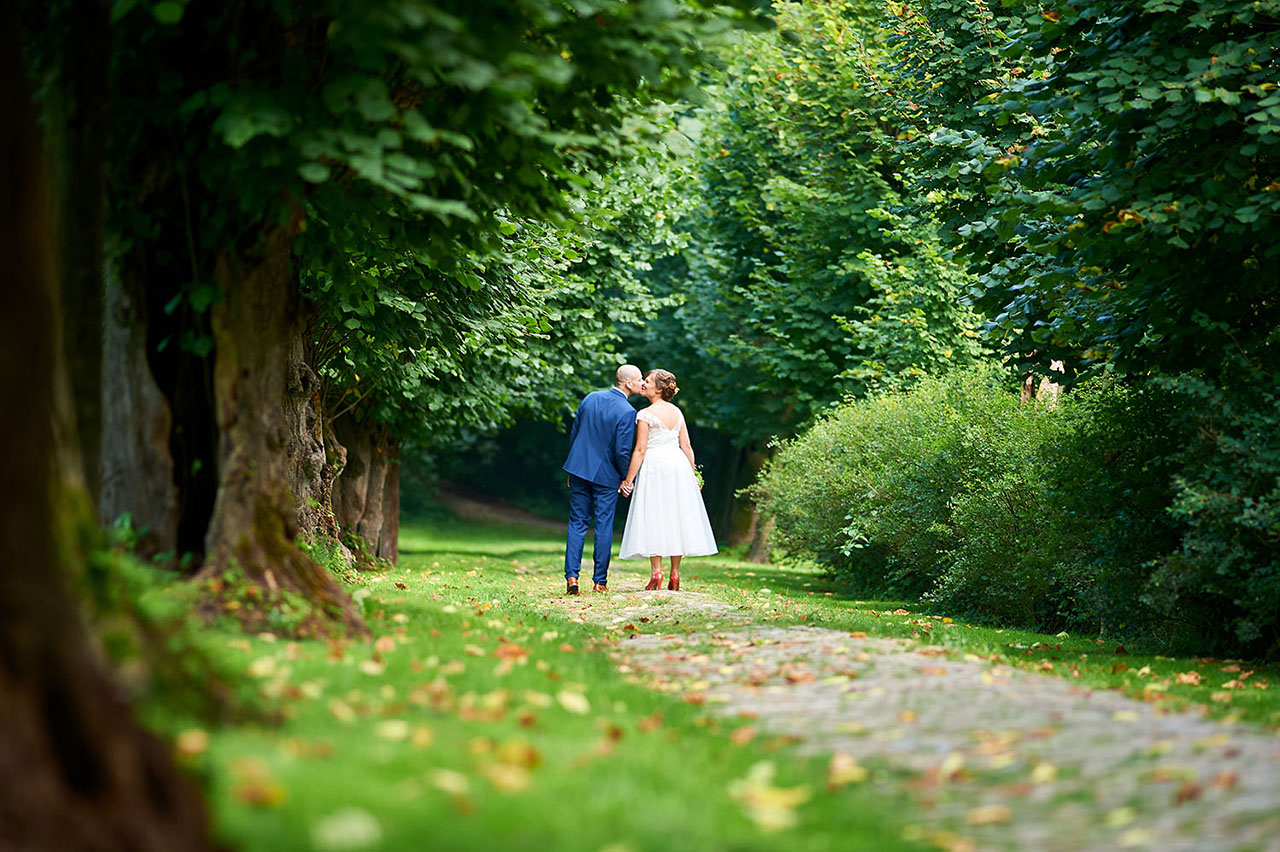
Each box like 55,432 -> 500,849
546,580 -> 1280,852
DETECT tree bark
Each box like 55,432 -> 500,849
197,226 -> 365,636
332,414 -> 372,536
376,442 -> 400,563
43,0 -> 110,502
1,27 -> 213,847
99,257 -> 179,558
356,430 -> 390,551
284,312 -> 333,542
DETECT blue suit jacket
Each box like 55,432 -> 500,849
562,388 -> 636,488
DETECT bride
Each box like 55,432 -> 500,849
618,369 -> 717,590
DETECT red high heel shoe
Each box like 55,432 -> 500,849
667,571 -> 680,591
645,573 -> 662,591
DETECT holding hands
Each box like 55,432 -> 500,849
619,479 -> 635,496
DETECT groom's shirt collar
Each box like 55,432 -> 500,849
610,387 -> 626,397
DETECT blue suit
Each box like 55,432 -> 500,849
562,387 -> 636,586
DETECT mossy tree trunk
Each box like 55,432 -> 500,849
196,225 -> 366,636
0,28 -> 213,846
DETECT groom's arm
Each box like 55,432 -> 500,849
612,411 -> 635,477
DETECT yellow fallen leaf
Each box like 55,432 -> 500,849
1112,711 -> 1140,722
412,725 -> 435,748
1221,679 -> 1245,690
429,769 -> 470,795
1210,691 -> 1233,703
247,657 -> 278,678
827,751 -> 867,789
482,763 -> 531,793
1030,763 -> 1057,784
311,807 -> 382,852
1106,807 -> 1136,827
174,729 -> 209,760
557,690 -> 591,715
358,659 -> 385,676
728,762 -> 811,832
966,805 -> 1011,826
375,720 -> 410,741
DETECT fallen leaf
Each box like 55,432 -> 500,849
557,690 -> 591,715
1030,763 -> 1057,784
429,769 -> 470,796
374,636 -> 396,654
311,807 -> 382,851
1210,770 -> 1238,790
730,726 -> 757,745
234,780 -> 286,808
1220,679 -> 1245,690
638,714 -> 663,732
897,710 -> 919,724
1173,781 -> 1203,805
827,751 -> 868,789
728,761 -> 811,832
966,805 -> 1011,826
1175,671 -> 1202,686
412,725 -> 434,748
1210,691 -> 1234,703
495,738 -> 542,769
174,729 -> 209,760
482,763 -> 530,793
375,720 -> 410,741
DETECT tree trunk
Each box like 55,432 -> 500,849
44,0 -> 110,502
332,414 -> 372,536
284,312 -> 332,542
356,429 -> 390,551
376,442 -> 400,563
99,256 -> 179,558
197,226 -> 365,636
1,28 -> 213,847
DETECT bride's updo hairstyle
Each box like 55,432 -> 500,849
647,369 -> 679,402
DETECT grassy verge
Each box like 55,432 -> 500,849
159,515 -> 919,852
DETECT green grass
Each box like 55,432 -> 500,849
149,508 -> 1280,851
170,514 -> 920,852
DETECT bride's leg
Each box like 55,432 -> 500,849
645,556 -> 663,590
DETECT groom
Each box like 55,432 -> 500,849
562,364 -> 643,594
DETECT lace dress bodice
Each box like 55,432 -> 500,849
637,409 -> 683,450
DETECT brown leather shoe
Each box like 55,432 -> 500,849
593,583 -> 608,593
566,579 -> 579,595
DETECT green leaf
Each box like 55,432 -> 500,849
299,163 -> 330,183
152,1 -> 184,24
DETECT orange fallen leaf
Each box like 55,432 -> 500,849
493,642 -> 530,661
785,671 -> 816,684
1173,781 -> 1203,805
1175,671 -> 1202,685
730,726 -> 757,745
848,631 -> 867,638
1211,770 -> 1238,790
374,636 -> 397,654
638,714 -> 663,732
915,666 -> 948,676
897,710 -> 919,724
1220,679 -> 1245,690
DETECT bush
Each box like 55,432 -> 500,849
757,365 -> 1212,651
1148,377 -> 1280,657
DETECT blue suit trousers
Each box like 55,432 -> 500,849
565,474 -> 619,586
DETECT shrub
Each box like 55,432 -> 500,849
758,365 -> 1211,650
1147,377 -> 1280,657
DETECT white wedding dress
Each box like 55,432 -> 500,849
619,408 -> 718,559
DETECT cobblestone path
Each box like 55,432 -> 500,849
547,580 -> 1280,852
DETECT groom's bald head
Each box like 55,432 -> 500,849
616,364 -> 642,395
